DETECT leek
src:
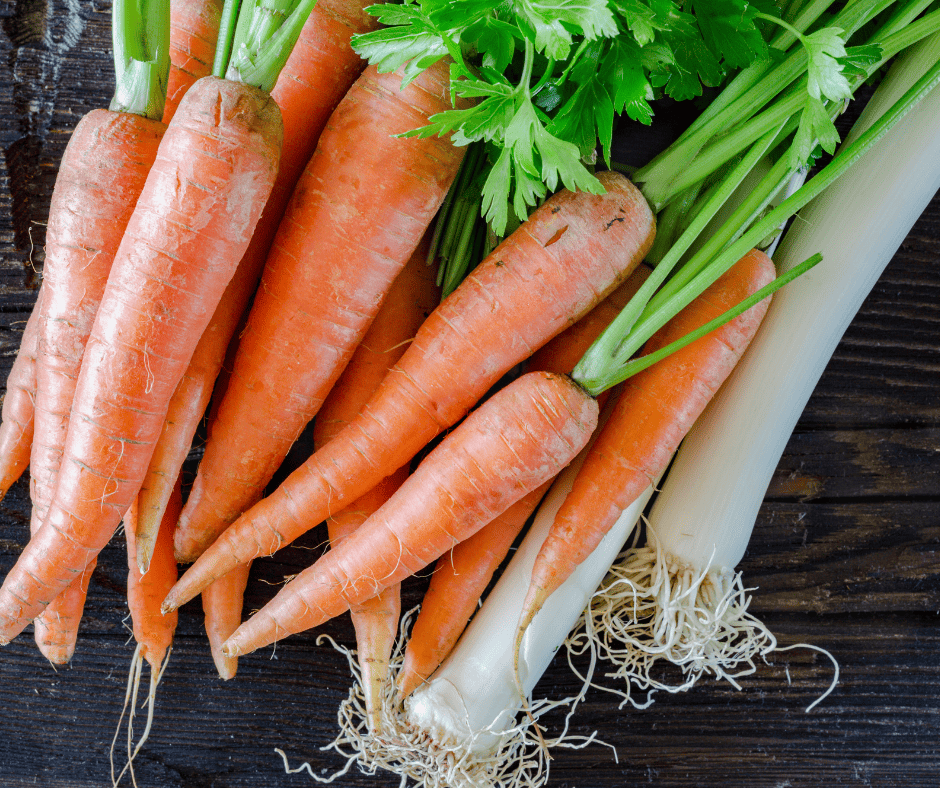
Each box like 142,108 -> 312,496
579,31 -> 940,697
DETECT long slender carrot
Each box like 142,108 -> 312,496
162,0 -> 223,124
0,76 -> 282,644
173,58 -> 467,563
514,248 -> 776,643
164,170 -> 655,612
0,288 -> 43,499
312,234 -> 440,726
19,111 -> 165,664
396,482 -> 551,701
135,0 -> 378,569
223,370 -> 600,656
27,110 -> 166,540
395,263 -> 654,699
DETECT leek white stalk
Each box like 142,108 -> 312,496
297,430 -> 655,788
580,33 -> 940,691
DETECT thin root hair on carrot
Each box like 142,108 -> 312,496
110,644 -> 173,788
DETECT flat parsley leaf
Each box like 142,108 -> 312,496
515,0 -> 619,59
350,3 -> 449,80
804,27 -> 852,102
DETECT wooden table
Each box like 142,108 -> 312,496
1,4 -> 938,787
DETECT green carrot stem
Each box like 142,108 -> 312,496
212,0 -> 242,78
614,254 -> 822,380
580,125 -> 784,383
636,0 -> 907,208
111,0 -> 170,120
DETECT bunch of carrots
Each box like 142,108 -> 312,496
2,0 -> 938,784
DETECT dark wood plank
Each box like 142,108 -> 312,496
0,2 -> 938,787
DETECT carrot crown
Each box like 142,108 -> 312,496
110,0 -> 170,120
212,0 -> 319,92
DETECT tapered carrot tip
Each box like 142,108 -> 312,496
396,656 -> 423,702
513,583 -> 550,681
212,649 -> 238,681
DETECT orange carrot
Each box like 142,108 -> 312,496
125,481 -> 181,675
527,263 -> 653,377
164,170 -> 655,612
135,0 -> 378,569
201,560 -> 251,681
31,557 -> 98,666
223,370 -> 600,656
0,77 -> 282,644
312,235 -> 440,726
173,58 -> 467,563
163,0 -> 223,124
394,264 -> 653,699
27,110 -> 165,541
515,248 -> 776,642
0,288 -> 43,498
16,111 -> 165,663
396,482 -> 551,701
112,476 -> 180,786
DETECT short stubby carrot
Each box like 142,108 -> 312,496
135,0 -> 378,567
163,0 -> 223,124
515,248 -> 776,639
125,480 -> 181,675
113,476 -> 180,785
29,109 -> 165,536
174,59 -> 467,563
164,169 -> 654,611
201,561 -> 251,680
0,76 -> 282,643
0,288 -> 43,499
222,371 -> 600,657
31,557 -> 97,665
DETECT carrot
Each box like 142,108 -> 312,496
311,234 -> 440,726
31,558 -> 98,666
163,0 -> 223,124
134,0 -> 378,569
514,248 -> 776,644
222,370 -> 600,656
20,110 -> 164,664
27,109 -> 165,540
526,263 -> 653,377
164,169 -> 655,612
394,264 -> 654,699
112,476 -> 180,786
0,76 -> 282,644
0,288 -> 43,499
173,58 -> 467,563
396,482 -> 551,701
201,561 -> 251,680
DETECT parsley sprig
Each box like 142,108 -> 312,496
352,0 -> 776,236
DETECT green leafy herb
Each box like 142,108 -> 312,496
352,0 -> 780,235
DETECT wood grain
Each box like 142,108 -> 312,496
0,4 -> 938,788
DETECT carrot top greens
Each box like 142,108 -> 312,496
212,0 -> 318,92
352,0 -> 780,236
110,0 -> 170,120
